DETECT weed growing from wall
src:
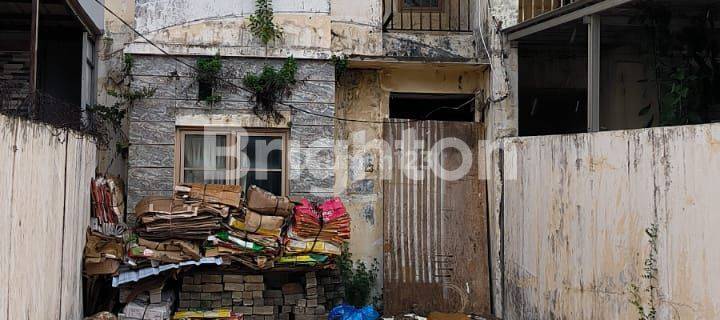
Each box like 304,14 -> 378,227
628,223 -> 659,320
196,54 -> 223,104
242,56 -> 297,123
248,0 -> 283,46
331,54 -> 349,81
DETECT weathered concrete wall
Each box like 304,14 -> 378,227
484,1 -> 519,314
0,115 -> 97,319
334,66 -> 487,295
126,0 -> 332,59
484,0 -> 518,141
97,0 -> 137,180
382,32 -> 478,61
335,70 -> 386,294
126,55 -> 335,211
495,123 -> 720,319
330,0 -> 383,56
125,0 -> 486,61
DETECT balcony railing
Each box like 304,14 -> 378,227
518,0 -> 578,23
383,0 -> 475,32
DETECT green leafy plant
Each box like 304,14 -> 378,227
242,57 -> 297,123
635,2 -> 720,126
196,53 -> 223,104
331,54 -> 349,80
87,104 -> 127,129
248,0 -> 283,46
337,245 -> 380,307
628,223 -> 659,320
94,53 -> 155,132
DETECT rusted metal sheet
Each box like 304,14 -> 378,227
383,121 -> 490,315
0,115 -> 96,319
497,124 -> 720,319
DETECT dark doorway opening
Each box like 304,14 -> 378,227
389,92 -> 475,122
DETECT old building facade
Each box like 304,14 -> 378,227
100,0 -> 498,314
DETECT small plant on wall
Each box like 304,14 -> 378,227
196,53 -> 223,104
242,56 -> 298,123
628,223 -> 659,320
248,0 -> 283,47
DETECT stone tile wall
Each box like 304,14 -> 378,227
126,55 -> 335,212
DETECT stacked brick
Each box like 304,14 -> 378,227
177,270 -> 345,320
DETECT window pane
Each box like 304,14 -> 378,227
240,171 -> 282,196
403,0 -> 439,7
184,134 -> 227,169
239,136 -> 282,170
184,169 -> 228,184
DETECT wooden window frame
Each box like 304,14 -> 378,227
398,0 -> 444,12
175,127 -> 289,196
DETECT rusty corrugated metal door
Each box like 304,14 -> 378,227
383,121 -> 490,315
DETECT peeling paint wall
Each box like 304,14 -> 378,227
484,0 -> 518,142
330,0 -> 383,56
496,123 -> 720,319
125,0 -> 332,58
335,70 -> 386,294
124,0 -> 485,60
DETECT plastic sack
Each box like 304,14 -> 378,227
329,304 -> 380,320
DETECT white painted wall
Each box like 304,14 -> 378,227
494,123 -> 720,319
0,115 -> 97,319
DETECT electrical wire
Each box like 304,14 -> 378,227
93,0 -> 481,124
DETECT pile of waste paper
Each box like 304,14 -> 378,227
123,183 -> 349,271
281,198 -> 351,264
82,181 -> 351,319
85,175 -> 127,275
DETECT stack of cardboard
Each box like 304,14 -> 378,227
127,238 -> 202,264
284,198 -> 350,258
84,229 -> 124,275
133,196 -> 225,241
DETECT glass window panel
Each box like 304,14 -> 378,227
184,134 -> 227,169
184,169 -> 228,184
245,171 -> 282,196
240,136 -> 282,170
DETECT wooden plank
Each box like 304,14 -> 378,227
59,134 -> 96,318
0,116 -> 17,318
8,121 -> 67,319
0,116 -> 96,319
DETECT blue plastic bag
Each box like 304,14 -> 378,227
329,304 -> 380,320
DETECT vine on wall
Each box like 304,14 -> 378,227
91,53 -> 156,155
628,223 -> 659,320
